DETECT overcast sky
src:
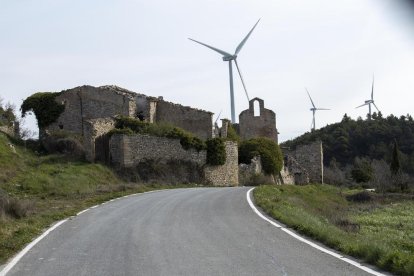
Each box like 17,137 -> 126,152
1,0 -> 414,142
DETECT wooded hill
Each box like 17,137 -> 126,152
282,113 -> 414,174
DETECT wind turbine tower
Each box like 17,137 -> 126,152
189,19 -> 260,123
356,76 -> 380,120
306,88 -> 330,132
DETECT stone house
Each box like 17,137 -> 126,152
45,85 -> 213,140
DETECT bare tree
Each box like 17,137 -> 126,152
370,159 -> 392,192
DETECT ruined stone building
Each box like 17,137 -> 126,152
46,85 -> 213,140
34,84 -> 322,186
238,98 -> 278,143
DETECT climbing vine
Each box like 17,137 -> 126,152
206,138 -> 226,165
21,92 -> 65,128
239,137 -> 283,175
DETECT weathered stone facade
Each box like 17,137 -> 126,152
285,141 -> 323,183
239,156 -> 262,185
204,141 -> 238,186
109,134 -> 238,186
280,155 -> 309,185
109,134 -> 206,168
238,156 -> 278,186
155,100 -> 213,140
239,98 -> 278,143
83,117 -> 115,162
45,85 -> 213,140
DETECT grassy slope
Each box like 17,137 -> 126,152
0,133 -> 190,264
253,185 -> 414,276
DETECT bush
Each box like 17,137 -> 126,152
108,128 -> 134,136
21,92 -> 65,128
239,137 -> 283,175
0,191 -> 32,219
226,124 -> 240,143
351,157 -> 373,183
206,138 -> 226,165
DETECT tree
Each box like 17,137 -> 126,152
390,139 -> 401,175
351,157 -> 373,183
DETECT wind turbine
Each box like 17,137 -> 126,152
356,76 -> 380,120
189,19 -> 260,123
306,88 -> 330,132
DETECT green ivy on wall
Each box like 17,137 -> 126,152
206,138 -> 226,165
21,92 -> 65,128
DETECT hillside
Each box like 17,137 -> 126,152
282,113 -> 414,174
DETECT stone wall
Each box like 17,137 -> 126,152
239,156 -> 262,186
285,141 -> 323,183
239,98 -> 278,143
46,85 -> 139,136
109,133 -> 206,168
238,156 -> 277,186
204,141 -> 238,186
280,155 -> 309,185
83,117 -> 115,162
155,100 -> 213,140
44,85 -> 213,140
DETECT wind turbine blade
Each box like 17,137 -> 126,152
356,103 -> 368,108
214,110 -> 222,124
234,59 -> 250,102
316,108 -> 330,110
188,38 -> 232,57
373,102 -> 380,112
305,88 -> 316,108
234,19 -> 261,55
371,75 -> 374,100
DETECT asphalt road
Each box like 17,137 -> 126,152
5,187 -> 379,276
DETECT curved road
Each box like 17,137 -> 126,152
4,187 -> 381,275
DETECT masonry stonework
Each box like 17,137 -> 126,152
83,117 -> 115,162
45,85 -> 213,140
155,100 -> 213,140
204,141 -> 238,186
285,141 -> 323,183
109,134 -> 206,168
239,98 -> 278,143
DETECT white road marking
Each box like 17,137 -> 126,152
0,188 -> 172,275
246,188 -> 387,276
0,219 -> 67,276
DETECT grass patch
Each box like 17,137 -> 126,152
253,184 -> 414,276
0,132 -> 199,264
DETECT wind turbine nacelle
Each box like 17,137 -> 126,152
365,100 -> 371,104
222,55 -> 235,61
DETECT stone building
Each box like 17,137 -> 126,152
284,141 -> 324,184
238,98 -> 278,143
45,85 -> 213,140
30,84 -> 323,186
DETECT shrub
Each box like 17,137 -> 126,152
351,157 -> 373,183
239,137 -> 283,175
21,92 -> 65,128
0,191 -> 32,219
206,138 -> 226,165
108,128 -> 134,136
226,124 -> 240,143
